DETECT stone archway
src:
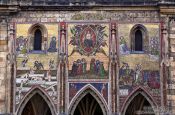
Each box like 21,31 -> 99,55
69,85 -> 108,115
16,87 -> 56,115
122,89 -> 157,115
21,93 -> 52,115
74,93 -> 103,115
125,93 -> 155,115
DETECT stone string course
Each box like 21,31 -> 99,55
10,11 -> 159,23
0,4 -> 175,114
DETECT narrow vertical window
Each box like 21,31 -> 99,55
135,30 -> 142,51
34,29 -> 42,50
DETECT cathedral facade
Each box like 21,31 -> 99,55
0,0 -> 175,115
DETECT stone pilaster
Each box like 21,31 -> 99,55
167,17 -> 175,114
0,18 -> 11,114
58,22 -> 67,115
109,22 -> 119,115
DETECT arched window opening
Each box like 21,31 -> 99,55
135,30 -> 143,51
34,29 -> 42,50
28,24 -> 48,52
130,24 -> 148,53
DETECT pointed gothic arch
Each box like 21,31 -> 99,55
121,87 -> 157,115
16,86 -> 56,115
130,24 -> 148,52
69,84 -> 109,115
28,23 -> 48,51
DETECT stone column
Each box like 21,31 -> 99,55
160,15 -> 171,114
57,22 -> 67,115
0,18 -> 11,114
167,17 -> 175,114
109,22 -> 119,115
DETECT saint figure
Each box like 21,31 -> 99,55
84,31 -> 94,48
48,37 -> 57,52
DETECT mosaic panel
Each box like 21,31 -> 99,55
69,83 -> 108,103
16,70 -> 57,104
119,24 -> 160,61
15,23 -> 59,107
118,23 -> 161,107
68,23 -> 109,79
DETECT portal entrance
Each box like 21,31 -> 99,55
74,93 -> 103,115
125,93 -> 155,115
21,93 -> 52,115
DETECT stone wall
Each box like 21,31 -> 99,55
9,10 -> 162,115
10,10 -> 159,23
168,17 -> 175,114
0,19 -> 10,114
0,4 -> 174,114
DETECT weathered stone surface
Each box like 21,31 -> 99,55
0,1 -> 175,115
10,11 -> 159,23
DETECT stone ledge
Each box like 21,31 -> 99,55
160,6 -> 175,14
0,46 -> 7,52
0,40 -> 7,45
170,34 -> 175,38
0,99 -> 4,103
167,95 -> 175,100
171,45 -> 175,52
170,53 -> 175,57
170,39 -> 175,44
